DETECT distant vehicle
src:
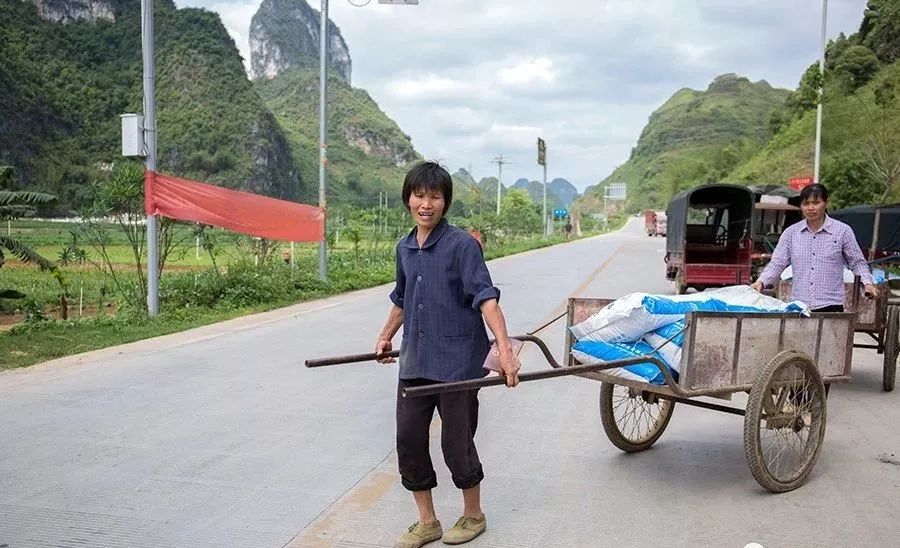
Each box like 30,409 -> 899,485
655,212 -> 667,237
665,184 -> 754,294
643,209 -> 657,236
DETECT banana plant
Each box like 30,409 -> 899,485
0,174 -> 60,309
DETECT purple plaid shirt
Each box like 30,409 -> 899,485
758,216 -> 874,309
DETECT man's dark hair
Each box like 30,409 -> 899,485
799,183 -> 829,203
402,161 -> 453,214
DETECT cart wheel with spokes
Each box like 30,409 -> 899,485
743,350 -> 827,493
599,382 -> 675,452
883,305 -> 898,392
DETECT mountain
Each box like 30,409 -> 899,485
249,0 -> 351,82
249,0 -> 423,206
255,67 -> 419,205
1,0 -> 425,210
27,0 -> 125,23
1,0 -> 299,206
452,168 -> 476,187
548,178 -> 578,206
511,178 -> 563,209
730,0 -> 900,207
585,74 -> 790,210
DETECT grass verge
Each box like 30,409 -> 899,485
1,221 -> 625,370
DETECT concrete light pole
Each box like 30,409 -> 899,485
814,0 -> 828,184
142,0 -> 159,316
318,0 -> 329,280
318,0 -> 419,281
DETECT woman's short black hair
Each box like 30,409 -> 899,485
402,161 -> 453,214
799,183 -> 829,203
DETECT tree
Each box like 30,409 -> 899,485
832,45 -> 880,92
76,164 -> 191,309
860,0 -> 900,63
858,80 -> 900,205
499,188 -> 541,235
821,152 -> 879,209
788,64 -> 825,114
0,168 -> 57,271
0,170 -> 67,316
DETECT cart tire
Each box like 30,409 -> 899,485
884,306 -> 899,392
599,382 -> 675,453
743,351 -> 827,493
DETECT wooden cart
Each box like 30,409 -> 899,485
308,299 -> 857,492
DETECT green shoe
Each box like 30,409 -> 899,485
442,515 -> 486,545
395,520 -> 442,548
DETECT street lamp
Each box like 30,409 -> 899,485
141,0 -> 159,316
813,0 -> 828,185
318,0 -> 419,280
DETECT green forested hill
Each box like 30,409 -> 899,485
0,0 -> 299,208
588,74 -> 790,210
731,0 -> 900,208
254,67 -> 419,206
585,0 -> 900,212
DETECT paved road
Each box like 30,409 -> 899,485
2,218 -> 898,548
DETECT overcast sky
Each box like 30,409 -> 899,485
183,0 -> 868,191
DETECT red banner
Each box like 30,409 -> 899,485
145,171 -> 324,242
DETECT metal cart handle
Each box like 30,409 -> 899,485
304,333 -> 562,369
400,354 -> 674,398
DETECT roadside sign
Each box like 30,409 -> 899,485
789,177 -> 814,191
537,137 -> 546,166
606,182 -> 627,200
553,208 -> 568,219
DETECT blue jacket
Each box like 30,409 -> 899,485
390,219 -> 500,381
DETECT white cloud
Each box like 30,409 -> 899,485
499,58 -> 556,86
485,123 -> 544,150
389,75 -> 478,101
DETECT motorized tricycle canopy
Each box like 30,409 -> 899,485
665,184 -> 756,254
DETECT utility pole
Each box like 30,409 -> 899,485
491,155 -> 509,215
141,0 -> 159,316
317,0 -> 329,280
814,0 -> 828,184
542,163 -> 548,235
537,137 -> 547,237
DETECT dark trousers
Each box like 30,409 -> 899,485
812,305 -> 844,313
396,378 -> 484,491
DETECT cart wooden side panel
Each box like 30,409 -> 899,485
778,280 -> 889,331
681,312 -> 855,393
564,298 -> 616,384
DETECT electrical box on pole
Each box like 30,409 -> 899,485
120,114 -> 145,157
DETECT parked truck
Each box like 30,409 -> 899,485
643,209 -> 657,237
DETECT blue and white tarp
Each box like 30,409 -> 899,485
570,285 -> 807,344
569,285 -> 808,383
642,320 -> 686,373
571,340 -> 670,385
